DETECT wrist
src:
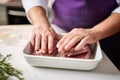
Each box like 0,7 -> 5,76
33,16 -> 50,28
90,27 -> 103,41
29,6 -> 49,27
34,22 -> 51,29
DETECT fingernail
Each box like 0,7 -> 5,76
49,50 -> 52,54
42,50 -> 46,54
75,47 -> 78,51
35,48 -> 38,51
68,53 -> 72,57
58,48 -> 66,54
75,46 -> 81,51
56,44 -> 59,48
65,46 -> 69,50
61,51 -> 65,54
58,48 -> 62,52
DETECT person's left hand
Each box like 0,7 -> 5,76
56,28 -> 99,53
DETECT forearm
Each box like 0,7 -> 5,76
28,6 -> 51,28
92,13 -> 120,40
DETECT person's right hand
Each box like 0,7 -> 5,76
31,24 -> 58,54
27,6 -> 60,55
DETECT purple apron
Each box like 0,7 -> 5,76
52,0 -> 120,69
52,0 -> 118,31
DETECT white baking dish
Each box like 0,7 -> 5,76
22,42 -> 103,70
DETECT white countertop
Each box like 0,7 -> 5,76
0,25 -> 120,80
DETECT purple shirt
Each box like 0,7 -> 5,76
52,0 -> 118,31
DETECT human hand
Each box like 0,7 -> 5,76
56,28 -> 99,53
62,44 -> 92,59
31,24 -> 59,54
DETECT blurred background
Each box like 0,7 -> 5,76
0,0 -> 30,25
0,0 -> 53,25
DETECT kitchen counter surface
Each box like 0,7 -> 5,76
0,25 -> 120,80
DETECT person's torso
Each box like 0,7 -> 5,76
52,0 -> 118,31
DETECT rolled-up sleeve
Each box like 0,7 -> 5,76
22,0 -> 48,14
113,0 -> 120,13
22,0 -> 48,24
113,7 -> 120,13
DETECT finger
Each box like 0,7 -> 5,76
41,35 -> 48,54
30,34 -> 36,49
58,35 -> 73,52
56,34 -> 67,48
75,37 -> 88,51
48,35 -> 54,54
64,36 -> 80,50
35,34 -> 41,51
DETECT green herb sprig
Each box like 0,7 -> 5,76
0,54 -> 24,80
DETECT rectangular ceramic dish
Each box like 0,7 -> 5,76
22,42 -> 102,70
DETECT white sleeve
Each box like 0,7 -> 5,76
21,0 -> 48,24
22,0 -> 48,14
112,0 -> 120,13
